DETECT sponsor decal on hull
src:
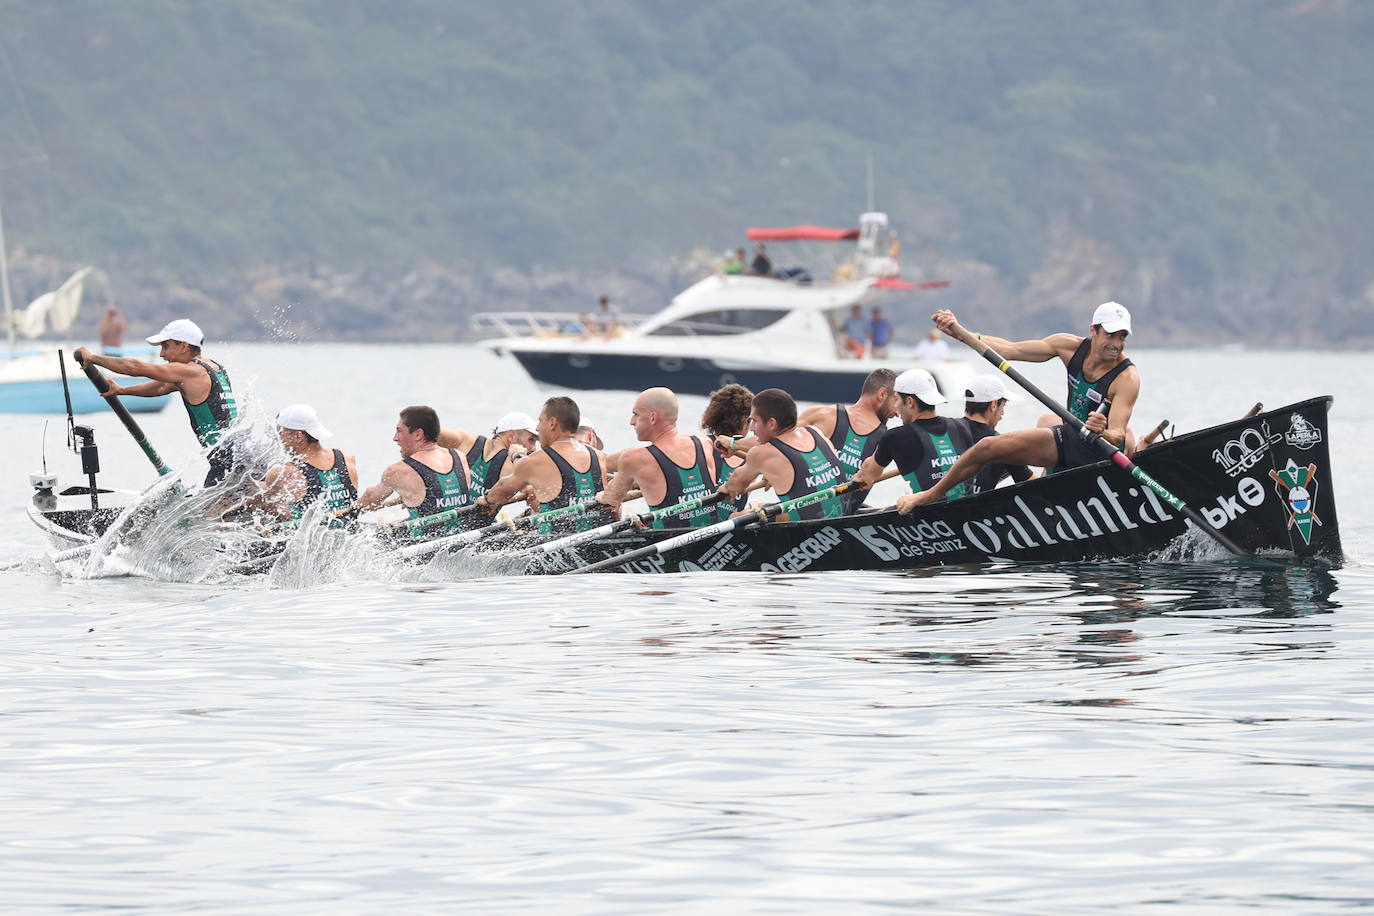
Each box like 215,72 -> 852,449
1212,421 -> 1281,477
758,526 -> 843,573
1269,458 -> 1322,545
1284,413 -> 1323,450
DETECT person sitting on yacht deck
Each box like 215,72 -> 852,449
851,369 -> 974,512
913,328 -> 950,361
720,388 -> 846,521
250,404 -> 360,527
478,396 -> 611,534
75,318 -> 241,486
841,304 -> 868,358
796,368 -> 898,514
750,243 -> 772,277
720,248 -> 745,275
960,374 -> 1033,494
598,387 -> 720,530
357,406 -> 472,535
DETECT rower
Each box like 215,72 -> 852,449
462,412 -> 538,501
598,387 -> 719,529
575,417 -> 604,450
357,405 -> 472,534
703,383 -> 754,519
900,303 -> 1140,512
478,396 -> 610,534
851,368 -> 974,513
251,404 -> 359,527
75,318 -> 240,485
960,374 -> 1033,494
720,388 -> 846,521
796,368 -> 897,513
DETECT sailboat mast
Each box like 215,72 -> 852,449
0,183 -> 14,349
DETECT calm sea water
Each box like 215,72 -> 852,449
1,343 -> 1372,912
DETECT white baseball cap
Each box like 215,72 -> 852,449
577,416 -> 597,431
893,368 -> 947,404
277,404 -> 334,440
964,374 -> 1015,403
494,411 -> 537,434
1091,301 -> 1132,334
145,318 -> 204,347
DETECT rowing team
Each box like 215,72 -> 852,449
71,300 -> 1141,535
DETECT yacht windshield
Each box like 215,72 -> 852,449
646,309 -> 788,336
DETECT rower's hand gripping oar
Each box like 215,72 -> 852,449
397,491 -> 637,561
73,352 -> 172,476
942,319 -> 1247,556
526,478 -> 778,558
560,471 -> 899,576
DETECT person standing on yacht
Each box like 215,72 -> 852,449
841,304 -> 868,358
97,304 -> 126,354
870,307 -> 894,358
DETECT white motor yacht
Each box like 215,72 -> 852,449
476,212 -> 974,403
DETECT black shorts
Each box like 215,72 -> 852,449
1052,424 -> 1110,471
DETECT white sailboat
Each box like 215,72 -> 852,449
0,187 -> 168,414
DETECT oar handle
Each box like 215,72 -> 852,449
1140,419 -> 1170,448
75,355 -> 172,476
944,320 -> 990,357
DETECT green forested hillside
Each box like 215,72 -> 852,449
0,0 -> 1370,343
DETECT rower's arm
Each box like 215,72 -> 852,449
796,404 -> 836,437
1102,368 -> 1140,449
79,352 -> 198,384
481,452 -> 539,508
356,463 -> 406,510
931,310 -> 1076,363
437,427 -> 476,451
722,446 -> 766,499
598,448 -> 645,512
852,454 -> 887,488
108,380 -> 179,398
245,464 -> 304,520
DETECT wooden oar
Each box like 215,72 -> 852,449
1140,419 -> 1170,448
525,479 -> 773,557
74,354 -> 172,476
397,492 -> 634,561
943,320 -> 1246,555
561,472 -> 897,576
1243,402 -> 1263,418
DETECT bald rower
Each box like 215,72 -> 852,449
599,387 -> 720,529
479,396 -> 610,534
357,405 -> 472,534
721,388 -> 846,521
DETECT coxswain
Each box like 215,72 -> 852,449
901,303 -> 1139,511
478,396 -> 609,534
702,383 -> 754,520
357,406 -> 472,534
456,412 -> 538,501
599,387 -> 719,529
960,374 -> 1033,494
251,404 -> 359,527
721,388 -> 846,521
75,318 -> 240,485
851,368 -> 974,511
796,367 -> 897,513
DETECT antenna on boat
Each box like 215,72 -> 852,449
865,150 -> 875,212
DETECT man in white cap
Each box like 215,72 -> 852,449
250,405 -> 359,526
960,374 -> 1033,494
75,318 -> 240,484
598,387 -> 721,529
575,417 -> 604,451
852,368 -> 974,509
900,303 -> 1139,511
464,411 -> 538,500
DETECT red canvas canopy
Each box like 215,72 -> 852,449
746,225 -> 860,242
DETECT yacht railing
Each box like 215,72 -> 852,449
470,311 -> 654,340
